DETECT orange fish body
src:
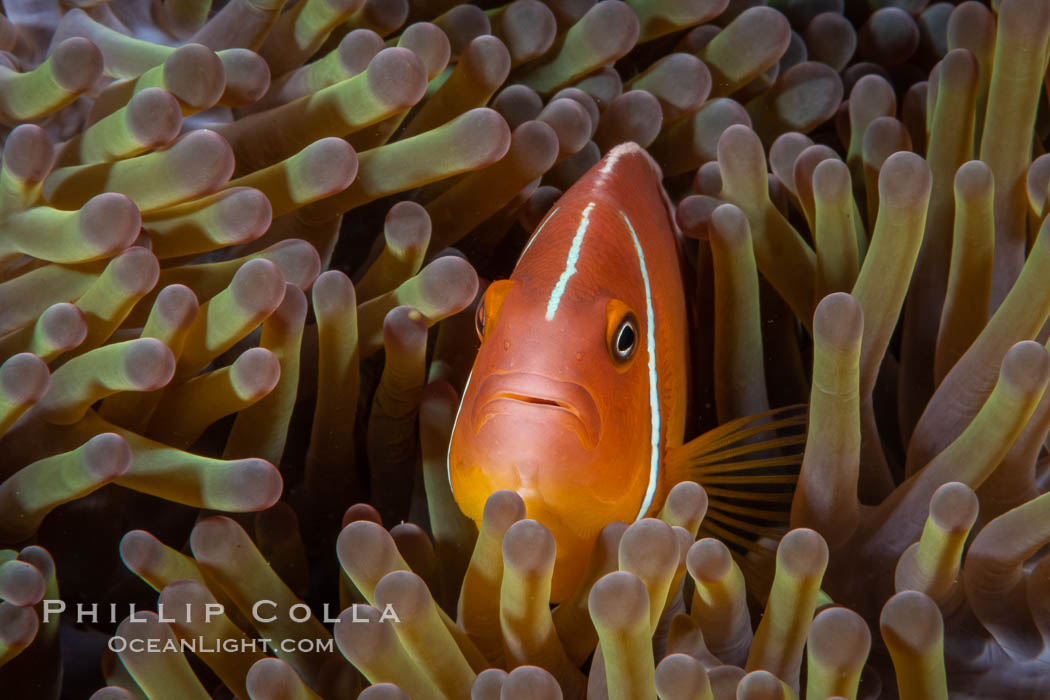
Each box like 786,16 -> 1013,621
448,143 -> 691,601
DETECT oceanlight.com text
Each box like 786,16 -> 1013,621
107,635 -> 335,655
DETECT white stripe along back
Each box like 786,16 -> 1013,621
519,206 -> 560,261
620,211 -> 661,521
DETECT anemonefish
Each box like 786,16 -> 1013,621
447,142 -> 795,601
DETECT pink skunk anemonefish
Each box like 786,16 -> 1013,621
448,142 -> 803,601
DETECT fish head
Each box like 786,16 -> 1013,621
449,256 -> 656,599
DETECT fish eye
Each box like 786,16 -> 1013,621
605,300 -> 639,366
612,315 -> 638,362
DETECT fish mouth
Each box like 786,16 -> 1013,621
473,372 -> 601,449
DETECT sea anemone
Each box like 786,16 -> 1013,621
0,0 -> 1048,697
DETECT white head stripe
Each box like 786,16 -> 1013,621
447,368 -> 475,494
620,211 -> 661,521
545,202 -> 595,321
599,148 -> 624,177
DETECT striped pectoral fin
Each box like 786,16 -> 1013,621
664,404 -> 808,589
